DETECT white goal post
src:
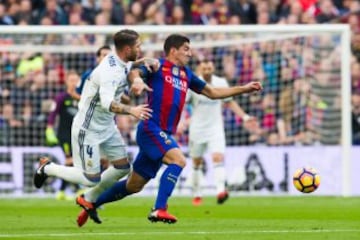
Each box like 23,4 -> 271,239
0,25 -> 352,196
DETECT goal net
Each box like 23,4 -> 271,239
0,25 -> 352,196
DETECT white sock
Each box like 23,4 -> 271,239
192,167 -> 203,198
44,163 -> 97,187
213,162 -> 226,194
84,165 -> 130,202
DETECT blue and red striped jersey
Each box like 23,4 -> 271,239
140,58 -> 206,134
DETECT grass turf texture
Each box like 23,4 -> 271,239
0,196 -> 359,240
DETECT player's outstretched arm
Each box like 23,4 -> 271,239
110,101 -> 152,120
201,81 -> 262,99
225,100 -> 260,133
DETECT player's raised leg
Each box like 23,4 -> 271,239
33,156 -> 100,188
34,130 -> 103,188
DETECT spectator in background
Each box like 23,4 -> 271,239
29,72 -> 54,118
0,103 -> 22,145
0,3 -> 14,25
0,0 -> 359,148
14,0 -> 34,25
351,61 -> 360,94
37,0 -> 68,25
128,1 -> 145,23
199,0 -> 218,25
169,4 -> 187,25
292,78 -> 312,145
81,0 -> 99,25
46,70 -> 80,200
249,93 -> 287,145
315,0 -> 339,23
228,0 -> 257,24
8,77 -> 24,114
212,0 -> 230,24
256,0 -> 277,23
16,52 -> 44,77
190,0 -> 203,24
99,0 -> 125,25
352,94 -> 360,145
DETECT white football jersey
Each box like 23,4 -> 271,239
187,75 -> 232,143
73,52 -> 132,134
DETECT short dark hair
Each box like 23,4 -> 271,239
113,29 -> 139,50
96,45 -> 111,57
200,59 -> 213,64
164,34 -> 190,55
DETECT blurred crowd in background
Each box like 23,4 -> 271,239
0,0 -> 360,147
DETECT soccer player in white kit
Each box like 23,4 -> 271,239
187,60 -> 258,205
33,30 -> 154,219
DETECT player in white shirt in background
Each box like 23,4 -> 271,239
33,29 -> 156,221
186,60 -> 259,205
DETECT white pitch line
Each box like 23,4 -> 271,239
0,229 -> 359,238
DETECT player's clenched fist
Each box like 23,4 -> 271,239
243,81 -> 263,93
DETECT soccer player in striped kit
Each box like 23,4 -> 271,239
77,34 -> 262,225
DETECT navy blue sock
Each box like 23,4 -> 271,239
154,164 -> 183,210
94,179 -> 130,208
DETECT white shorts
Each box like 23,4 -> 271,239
189,135 -> 225,158
72,127 -> 127,174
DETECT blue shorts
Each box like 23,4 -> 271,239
133,121 -> 179,180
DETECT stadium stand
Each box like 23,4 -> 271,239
0,0 -> 358,147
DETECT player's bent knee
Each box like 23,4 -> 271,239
113,162 -> 130,171
126,182 -> 144,193
163,148 -> 186,167
112,158 -> 129,167
212,153 -> 224,163
172,157 -> 186,168
126,171 -> 148,193
192,157 -> 203,167
83,173 -> 101,187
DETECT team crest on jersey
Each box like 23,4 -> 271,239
86,160 -> 93,168
180,70 -> 186,78
172,67 -> 179,76
159,131 -> 172,145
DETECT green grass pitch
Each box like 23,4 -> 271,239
0,196 -> 359,240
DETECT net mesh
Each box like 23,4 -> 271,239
0,28 -> 343,194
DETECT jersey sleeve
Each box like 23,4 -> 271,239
133,58 -> 162,83
98,65 -> 118,111
137,65 -> 151,83
187,69 -> 206,94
